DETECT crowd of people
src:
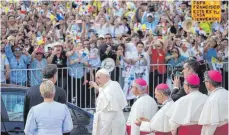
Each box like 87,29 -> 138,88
1,1 -> 228,135
1,1 -> 228,105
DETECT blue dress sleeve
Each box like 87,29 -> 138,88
24,107 -> 38,135
141,11 -> 147,24
4,44 -> 14,59
62,105 -> 73,133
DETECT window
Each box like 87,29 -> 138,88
1,92 -> 25,121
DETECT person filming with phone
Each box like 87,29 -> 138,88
171,58 -> 208,101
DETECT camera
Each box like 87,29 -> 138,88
171,66 -> 184,82
148,6 -> 155,12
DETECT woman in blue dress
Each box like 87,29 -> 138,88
24,80 -> 73,135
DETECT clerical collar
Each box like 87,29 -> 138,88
212,87 -> 223,93
102,80 -> 112,88
162,98 -> 172,105
137,93 -> 147,99
190,89 -> 199,93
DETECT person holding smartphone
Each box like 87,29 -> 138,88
4,38 -> 31,86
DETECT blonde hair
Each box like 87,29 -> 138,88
39,79 -> 56,98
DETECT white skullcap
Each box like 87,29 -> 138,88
97,68 -> 110,76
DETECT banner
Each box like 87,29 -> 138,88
191,1 -> 221,22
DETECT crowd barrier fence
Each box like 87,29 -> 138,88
3,62 -> 228,111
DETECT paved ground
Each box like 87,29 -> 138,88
86,109 -> 130,121
124,112 -> 130,121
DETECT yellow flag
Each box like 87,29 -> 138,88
141,24 -> 147,31
66,2 -> 71,9
199,22 -> 211,34
37,40 -> 44,45
5,7 -> 9,13
50,14 -> 55,21
211,57 -> 219,63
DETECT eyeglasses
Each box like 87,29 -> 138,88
130,85 -> 137,89
203,80 -> 209,83
15,48 -> 22,51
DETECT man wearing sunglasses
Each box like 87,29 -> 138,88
4,41 -> 31,86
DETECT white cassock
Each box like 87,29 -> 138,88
140,99 -> 174,133
92,80 -> 128,135
126,94 -> 158,135
198,87 -> 228,135
165,90 -> 208,131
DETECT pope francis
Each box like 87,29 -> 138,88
89,69 -> 128,135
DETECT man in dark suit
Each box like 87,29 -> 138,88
24,64 -> 67,125
171,59 -> 208,101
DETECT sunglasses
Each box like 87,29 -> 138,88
14,48 -> 22,51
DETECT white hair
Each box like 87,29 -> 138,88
96,68 -> 110,77
40,79 -> 56,98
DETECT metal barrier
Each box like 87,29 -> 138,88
8,68 -> 43,87
64,64 -> 174,110
4,62 -> 228,111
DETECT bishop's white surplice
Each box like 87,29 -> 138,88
198,87 -> 228,135
140,99 -> 174,133
92,80 -> 128,135
126,94 -> 158,135
165,90 -> 208,131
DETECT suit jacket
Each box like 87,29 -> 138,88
24,85 -> 67,124
171,82 -> 207,101
171,87 -> 186,102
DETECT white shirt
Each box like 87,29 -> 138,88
125,42 -> 137,53
178,48 -> 192,58
190,46 -> 204,60
110,25 -> 128,38
127,94 -> 158,135
140,99 -> 174,133
93,24 -> 111,36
